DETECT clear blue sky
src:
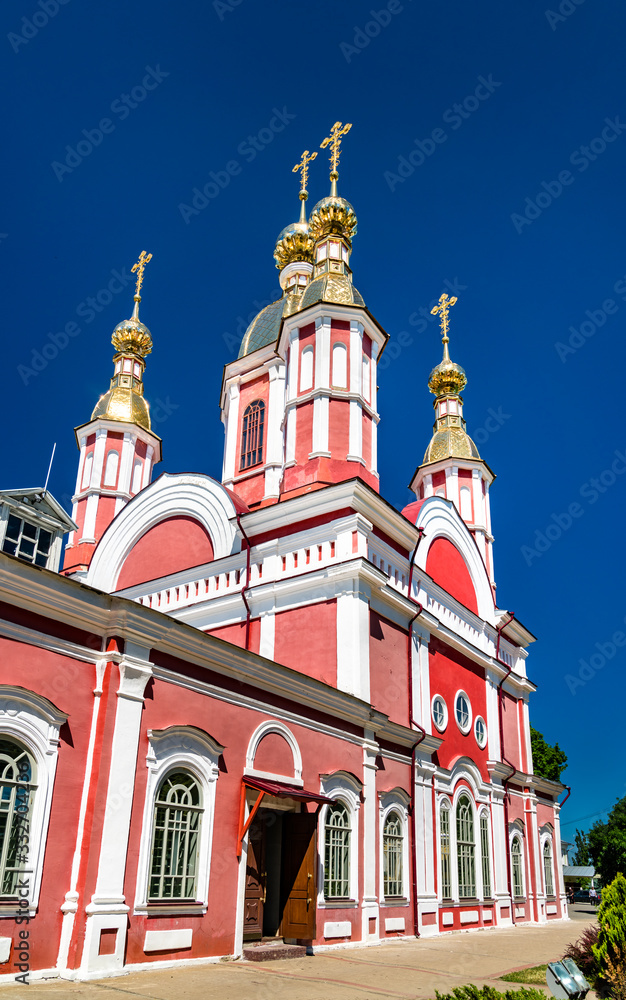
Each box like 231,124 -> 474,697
3,0 -> 625,845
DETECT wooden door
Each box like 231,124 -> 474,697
281,813 -> 318,940
243,813 -> 266,939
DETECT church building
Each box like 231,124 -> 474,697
0,123 -> 567,983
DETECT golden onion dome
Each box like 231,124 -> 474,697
428,357 -> 467,397
111,315 -> 153,357
90,293 -> 153,431
308,195 -> 357,243
273,220 -> 314,271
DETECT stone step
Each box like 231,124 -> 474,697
242,942 -> 307,962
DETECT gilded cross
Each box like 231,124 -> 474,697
320,121 -> 352,174
431,292 -> 458,342
131,251 -> 153,298
292,149 -> 317,196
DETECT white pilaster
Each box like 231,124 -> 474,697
265,364 -> 285,467
311,396 -> 330,456
370,417 -> 378,474
285,406 -> 297,464
142,446 -> 154,490
349,321 -> 363,395
91,427 -> 108,490
117,432 -> 134,496
336,581 -> 370,701
348,400 -> 363,463
222,381 -> 240,483
81,493 -> 99,542
287,329 -> 300,400
371,342 -> 379,414
315,316 -> 331,389
259,612 -> 275,660
361,734 -> 379,942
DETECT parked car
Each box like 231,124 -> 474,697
572,889 -> 601,903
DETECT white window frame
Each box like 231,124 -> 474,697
454,690 -> 472,735
431,694 -> 448,733
378,789 -> 410,903
332,342 -> 348,388
456,791 -> 477,899
478,807 -> 493,900
438,796 -> 453,901
0,686 -> 67,916
510,828 -> 526,900
541,831 -> 555,898
474,715 -> 487,748
318,771 -> 361,907
134,726 -> 223,915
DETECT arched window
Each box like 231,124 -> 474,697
383,811 -> 403,897
460,486 -> 472,521
543,839 -> 554,897
456,794 -> 476,898
324,801 -> 350,899
149,771 -> 203,900
332,342 -> 347,388
240,400 -> 265,470
0,740 -> 36,897
480,812 -> 491,899
81,452 -> 94,489
103,450 -> 119,487
362,355 -> 371,401
511,836 -> 524,898
300,346 -> 314,392
440,802 -> 452,899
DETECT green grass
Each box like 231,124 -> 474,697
500,965 -> 549,985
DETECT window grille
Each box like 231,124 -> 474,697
543,840 -> 554,896
511,836 -> 524,897
240,401 -> 265,470
456,794 -> 476,898
440,804 -> 452,899
324,802 -> 350,898
383,811 -> 403,896
0,740 -> 35,896
149,772 -> 202,900
480,813 -> 491,898
2,515 -> 52,568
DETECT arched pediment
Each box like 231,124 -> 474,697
87,473 -> 242,594
413,496 -> 494,622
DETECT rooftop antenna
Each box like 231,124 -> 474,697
43,443 -> 56,493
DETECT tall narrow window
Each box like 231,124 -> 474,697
543,840 -> 554,896
300,346 -> 314,392
149,771 -> 202,900
103,450 -> 119,487
460,486 -> 472,521
240,400 -> 265,470
383,811 -> 403,897
456,794 -> 476,898
332,342 -> 347,388
324,801 -> 350,899
480,813 -> 491,899
0,740 -> 35,897
440,804 -> 452,899
511,836 -> 523,897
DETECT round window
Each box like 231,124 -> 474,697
455,691 -> 472,734
432,695 -> 448,732
474,716 -> 487,748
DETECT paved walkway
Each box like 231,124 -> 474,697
0,908 -> 596,1000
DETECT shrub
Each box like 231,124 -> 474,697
592,872 -> 626,1000
564,924 -> 600,979
435,987 -> 547,1000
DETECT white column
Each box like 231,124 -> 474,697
348,400 -> 363,462
222,381 -> 240,483
370,417 -> 378,475
75,436 -> 88,495
349,321 -> 363,394
336,581 -> 370,701
414,763 -> 437,928
91,427 -> 108,490
81,493 -> 99,542
142,445 -> 154,490
472,469 -> 484,527
285,406 -> 297,465
311,396 -> 330,456
361,734 -> 379,941
118,432 -> 135,495
371,342 -> 379,414
413,628 -> 431,732
423,474 -> 434,498
259,611 -> 275,660
81,644 -> 153,976
490,784 -> 512,922
485,671 -> 501,761
315,316 -> 331,389
526,793 -> 543,922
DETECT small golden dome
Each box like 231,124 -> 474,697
428,358 -> 467,397
423,426 -> 481,464
309,195 -> 357,243
91,386 -> 151,430
111,315 -> 152,357
273,220 -> 314,270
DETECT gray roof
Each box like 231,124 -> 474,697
563,865 -> 595,876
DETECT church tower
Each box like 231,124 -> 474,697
62,253 -> 162,579
221,124 -> 387,508
409,294 -> 496,588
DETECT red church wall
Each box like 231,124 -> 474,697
297,322 -> 316,397
115,516 -> 214,591
295,400 -> 313,464
94,496 -> 117,542
501,690 -> 523,771
253,732 -> 295,777
362,413 -> 372,472
428,636 -> 489,780
273,601 -> 337,685
369,611 -> 408,726
426,537 -> 478,615
329,399 -> 349,460
0,637 -> 102,973
207,618 -> 260,655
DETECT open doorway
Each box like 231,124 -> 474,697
243,806 -> 318,942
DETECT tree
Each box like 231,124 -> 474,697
592,872 -> 626,999
573,828 -> 590,866
588,796 -> 626,886
530,726 -> 568,782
